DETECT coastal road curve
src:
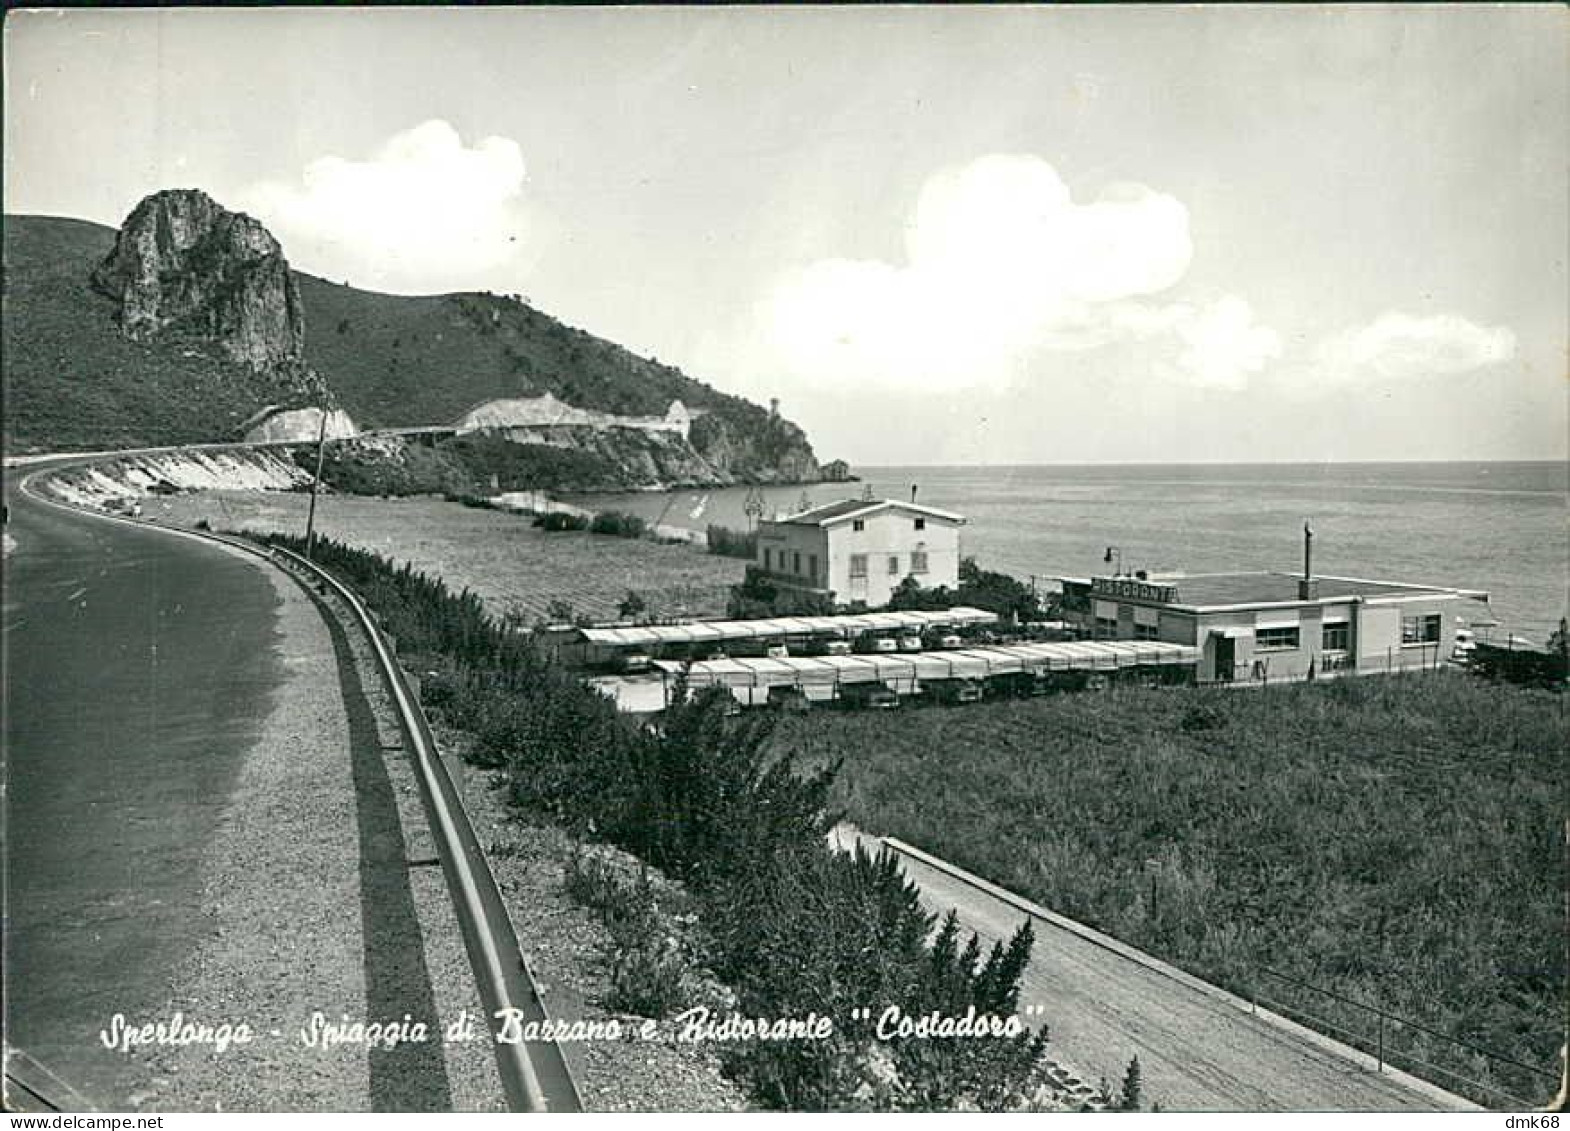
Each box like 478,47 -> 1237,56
832,827 -> 1480,1112
3,461 -> 474,1110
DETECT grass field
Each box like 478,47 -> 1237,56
768,674 -> 1567,1108
156,490 -> 745,623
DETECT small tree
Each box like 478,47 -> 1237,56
618,590 -> 647,621
1119,1055 -> 1143,1111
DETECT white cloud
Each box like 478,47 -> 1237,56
240,120 -> 531,294
1139,296 -> 1284,391
763,154 -> 1279,392
1316,311 -> 1516,383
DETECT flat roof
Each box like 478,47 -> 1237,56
1068,571 -> 1486,611
579,606 -> 997,647
655,639 -> 1199,686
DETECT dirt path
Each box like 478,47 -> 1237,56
832,827 -> 1479,1113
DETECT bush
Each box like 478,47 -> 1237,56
533,511 -> 589,532
707,523 -> 758,559
590,510 -> 647,539
728,567 -> 837,619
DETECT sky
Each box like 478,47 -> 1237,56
5,5 -> 1566,466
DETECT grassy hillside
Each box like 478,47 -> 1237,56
300,279 -> 714,425
2,215 -> 308,451
773,675 -> 1567,1108
5,213 -> 819,478
296,279 -> 818,478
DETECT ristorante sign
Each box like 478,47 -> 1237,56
1091,577 -> 1179,604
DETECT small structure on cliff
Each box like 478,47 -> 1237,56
240,405 -> 359,444
453,393 -> 692,441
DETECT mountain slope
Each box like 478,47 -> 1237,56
297,278 -> 818,481
3,214 -> 317,451
4,208 -> 823,482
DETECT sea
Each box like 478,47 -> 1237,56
564,462 -> 1569,642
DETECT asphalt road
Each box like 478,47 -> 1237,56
830,827 -> 1478,1112
3,464 -> 286,1107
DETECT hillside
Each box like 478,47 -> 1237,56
2,214 -> 319,451
297,277 -> 818,481
4,205 -> 824,484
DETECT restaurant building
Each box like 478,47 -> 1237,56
753,497 -> 966,608
1058,568 -> 1491,684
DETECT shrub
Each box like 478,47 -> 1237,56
589,510 -> 647,539
707,523 -> 758,559
533,511 -> 590,532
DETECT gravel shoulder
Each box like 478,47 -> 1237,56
121,556 -> 496,1111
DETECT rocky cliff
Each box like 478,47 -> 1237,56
90,189 -> 327,403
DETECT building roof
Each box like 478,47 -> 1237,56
654,639 -> 1199,686
1067,570 -> 1488,611
578,606 -> 997,647
768,498 -> 966,528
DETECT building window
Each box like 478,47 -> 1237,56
793,551 -> 801,574
911,550 -> 929,574
808,553 -> 818,580
887,555 -> 900,575
1401,613 -> 1442,645
1095,616 -> 1118,639
850,553 -> 868,579
1322,623 -> 1350,652
914,517 -> 926,531
852,519 -> 865,532
1134,622 -> 1159,640
1256,626 -> 1300,651
763,548 -> 772,571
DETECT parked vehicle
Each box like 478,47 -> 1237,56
872,637 -> 898,653
616,651 -> 653,674
897,635 -> 923,652
824,640 -> 852,656
937,634 -> 963,649
766,685 -> 811,712
986,670 -> 1050,698
838,681 -> 900,709
921,677 -> 984,705
765,643 -> 790,659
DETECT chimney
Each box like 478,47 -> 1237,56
1298,521 -> 1319,600
911,484 -> 919,504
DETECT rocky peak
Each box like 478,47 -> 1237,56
92,189 -> 307,371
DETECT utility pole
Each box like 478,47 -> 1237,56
304,405 -> 330,562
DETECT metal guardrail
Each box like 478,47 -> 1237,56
1255,967 -> 1557,1110
272,545 -> 583,1113
14,466 -> 582,1112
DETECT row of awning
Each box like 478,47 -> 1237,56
654,640 -> 1200,688
579,606 -> 998,648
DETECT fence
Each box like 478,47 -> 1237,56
1252,966 -> 1558,1109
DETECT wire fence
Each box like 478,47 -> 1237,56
1252,966 -> 1559,1109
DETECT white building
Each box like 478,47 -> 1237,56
754,498 -> 966,608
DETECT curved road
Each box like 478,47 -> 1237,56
3,462 -> 292,1105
